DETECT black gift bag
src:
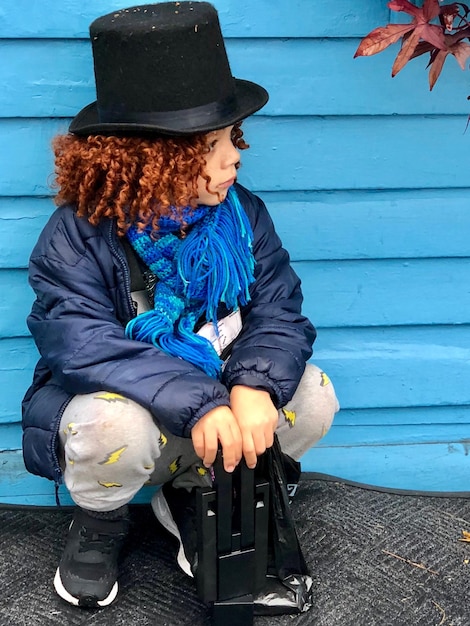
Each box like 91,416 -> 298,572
196,434 -> 313,622
253,435 -> 313,615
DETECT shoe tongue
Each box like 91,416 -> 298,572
79,528 -> 118,555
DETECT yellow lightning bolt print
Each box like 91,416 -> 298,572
197,466 -> 208,477
94,392 -> 128,403
282,408 -> 296,428
98,481 -> 123,488
63,422 -> 78,436
320,372 -> 331,387
159,433 -> 168,448
168,456 -> 182,475
98,446 -> 128,465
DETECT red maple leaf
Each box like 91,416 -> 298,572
355,0 -> 446,76
428,30 -> 470,88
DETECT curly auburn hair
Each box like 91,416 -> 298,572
51,123 -> 248,236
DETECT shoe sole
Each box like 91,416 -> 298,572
54,566 -> 118,607
53,516 -> 122,607
151,489 -> 193,578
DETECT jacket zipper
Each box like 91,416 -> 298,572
104,220 -> 137,322
52,394 -> 74,502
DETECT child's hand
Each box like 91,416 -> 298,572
191,406 -> 243,473
229,385 -> 278,469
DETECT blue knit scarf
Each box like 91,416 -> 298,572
125,187 -> 255,378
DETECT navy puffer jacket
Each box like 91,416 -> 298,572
22,184 -> 316,483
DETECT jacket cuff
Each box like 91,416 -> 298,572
223,370 -> 283,408
182,397 -> 231,437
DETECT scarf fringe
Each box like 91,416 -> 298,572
125,187 -> 254,378
178,188 -> 255,320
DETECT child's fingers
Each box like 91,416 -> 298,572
201,429 -> 219,468
241,433 -> 257,469
242,425 -> 275,468
219,424 -> 242,473
191,420 -> 218,466
193,427 -> 218,467
191,406 -> 243,472
264,425 -> 274,450
191,426 -> 206,461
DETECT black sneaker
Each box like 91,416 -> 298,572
53,506 -> 129,608
151,484 -> 197,577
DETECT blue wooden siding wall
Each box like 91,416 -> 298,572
1,0 -> 469,505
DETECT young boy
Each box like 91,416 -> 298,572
22,1 -> 338,609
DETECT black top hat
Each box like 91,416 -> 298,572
69,2 -> 268,136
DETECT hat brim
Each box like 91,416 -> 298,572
69,79 -> 268,136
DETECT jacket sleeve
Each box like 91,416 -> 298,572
222,186 -> 316,408
27,208 -> 230,437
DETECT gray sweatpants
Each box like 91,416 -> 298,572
59,364 -> 339,511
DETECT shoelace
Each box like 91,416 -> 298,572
78,527 -> 126,554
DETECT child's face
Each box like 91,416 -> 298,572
196,125 -> 240,205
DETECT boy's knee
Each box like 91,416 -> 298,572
293,364 -> 339,422
278,364 -> 339,458
60,391 -> 161,460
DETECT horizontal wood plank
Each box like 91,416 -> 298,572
297,258 -> 470,328
4,257 -> 470,336
265,189 -> 470,262
314,325 -> 470,410
1,116 -> 468,196
0,118 -> 67,196
0,198 -> 54,269
302,441 -> 470,493
0,1 -> 390,39
1,423 -> 24,450
336,406 -> 470,427
2,39 -> 468,118
3,190 -> 470,269
0,338 -> 39,423
3,325 -> 470,425
241,115 -> 470,192
320,423 -> 470,447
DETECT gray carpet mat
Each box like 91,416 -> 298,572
0,479 -> 469,626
